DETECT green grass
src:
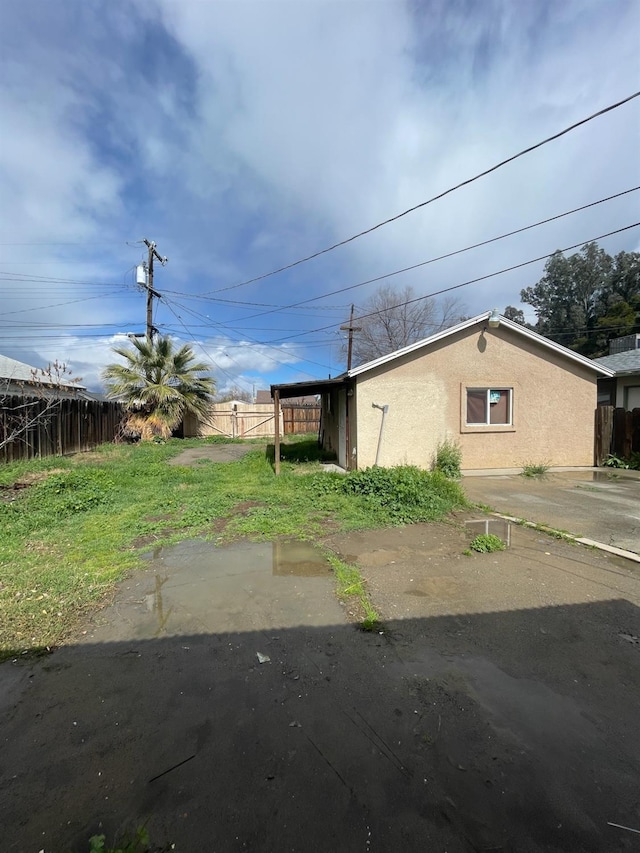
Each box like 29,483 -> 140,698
325,552 -> 381,631
0,438 -> 466,658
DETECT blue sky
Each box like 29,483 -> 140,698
1,0 -> 639,392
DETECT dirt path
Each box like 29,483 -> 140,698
1,520 -> 639,852
168,444 -> 256,465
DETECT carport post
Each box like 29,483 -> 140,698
274,389 -> 281,476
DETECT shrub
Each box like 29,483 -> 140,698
469,533 -> 505,553
432,439 -> 462,479
312,465 -> 466,524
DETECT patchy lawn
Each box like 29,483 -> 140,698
0,437 -> 466,659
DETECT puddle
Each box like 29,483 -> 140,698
87,539 -> 339,642
271,540 -> 331,577
464,518 -> 513,547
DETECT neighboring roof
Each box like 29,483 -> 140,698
257,389 -> 318,405
0,353 -> 86,388
593,350 -> 640,376
347,312 -> 616,378
270,377 -> 349,399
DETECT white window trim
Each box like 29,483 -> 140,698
461,385 -> 515,433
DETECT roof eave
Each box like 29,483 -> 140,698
347,312 -> 616,378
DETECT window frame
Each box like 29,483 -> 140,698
462,385 -> 514,431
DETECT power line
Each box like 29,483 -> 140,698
1,289 -> 132,317
257,221 -> 640,346
161,294 -> 334,376
200,185 -> 640,325
202,91 -> 640,296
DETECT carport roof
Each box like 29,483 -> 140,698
270,376 -> 349,400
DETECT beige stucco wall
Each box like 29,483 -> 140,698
354,324 -> 599,470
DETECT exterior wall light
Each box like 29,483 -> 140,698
488,308 -> 501,329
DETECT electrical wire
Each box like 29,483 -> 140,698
188,186 -> 640,324
256,221 -> 640,345
201,91 -> 640,295
161,294 -> 334,375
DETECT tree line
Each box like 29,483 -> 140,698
346,241 -> 639,365
510,242 -> 639,356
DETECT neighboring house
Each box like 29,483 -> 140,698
593,346 -> 640,411
0,353 -> 91,399
255,389 -> 318,406
271,311 -> 615,471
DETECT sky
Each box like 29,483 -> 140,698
1,0 -> 639,394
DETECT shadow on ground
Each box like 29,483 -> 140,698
2,597 -> 639,852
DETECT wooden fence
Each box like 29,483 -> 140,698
283,405 -> 321,435
1,396 -> 123,463
594,406 -> 640,465
186,402 -> 321,439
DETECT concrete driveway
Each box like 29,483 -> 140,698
463,469 -> 640,555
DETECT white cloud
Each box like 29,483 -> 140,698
1,0 -> 639,385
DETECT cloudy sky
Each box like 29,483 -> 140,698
1,0 -> 639,393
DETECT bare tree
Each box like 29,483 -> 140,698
344,285 -> 465,367
214,384 -> 254,404
0,361 -> 83,454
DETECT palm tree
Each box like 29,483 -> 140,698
102,336 -> 215,439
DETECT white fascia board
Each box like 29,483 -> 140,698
347,312 -> 616,378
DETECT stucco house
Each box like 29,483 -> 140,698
271,311 -> 615,471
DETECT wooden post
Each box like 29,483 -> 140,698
274,390 -> 281,475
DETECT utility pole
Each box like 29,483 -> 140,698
340,304 -> 362,372
142,239 -> 168,342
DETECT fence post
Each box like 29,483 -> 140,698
594,406 -> 614,466
632,408 -> 640,454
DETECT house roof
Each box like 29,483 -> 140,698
0,353 -> 86,388
346,312 -> 616,378
593,350 -> 640,375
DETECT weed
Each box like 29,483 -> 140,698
521,461 -> 550,478
603,452 -> 640,471
432,439 -> 462,479
469,533 -> 505,553
88,824 -> 173,852
325,552 -> 380,630
313,465 -> 467,525
462,548 -> 472,556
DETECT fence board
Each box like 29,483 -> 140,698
594,406 -> 640,464
1,396 -> 123,463
282,405 -> 321,435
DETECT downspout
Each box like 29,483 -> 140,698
372,402 -> 389,466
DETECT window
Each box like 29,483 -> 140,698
466,388 -> 512,426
